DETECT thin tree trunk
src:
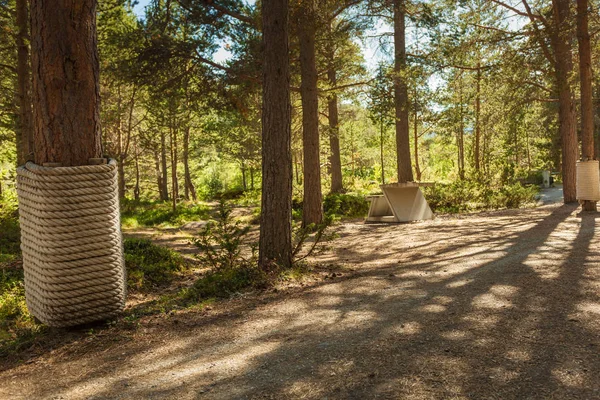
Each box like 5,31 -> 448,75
170,121 -> 178,212
154,151 -> 163,200
326,24 -> 343,193
16,0 -> 33,165
241,161 -> 247,191
393,0 -> 413,183
577,0 -> 596,211
182,125 -> 196,200
133,136 -> 140,201
413,89 -> 421,181
298,3 -> 323,227
474,63 -> 481,174
259,0 -> 292,270
31,0 -> 102,165
458,78 -> 465,180
380,117 -> 385,185
160,130 -> 169,200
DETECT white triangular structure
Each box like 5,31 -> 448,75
366,182 -> 434,223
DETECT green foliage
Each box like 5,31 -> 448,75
124,238 -> 187,291
188,201 -> 263,299
323,192 -> 369,218
121,200 -> 209,228
0,191 -> 20,262
0,267 -> 43,356
423,180 -> 539,213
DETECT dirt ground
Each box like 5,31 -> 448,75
2,203 -> 600,400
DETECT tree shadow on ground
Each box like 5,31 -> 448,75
4,204 -> 600,399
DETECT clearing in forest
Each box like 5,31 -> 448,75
2,203 -> 600,399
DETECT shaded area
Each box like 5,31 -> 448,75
2,204 -> 600,399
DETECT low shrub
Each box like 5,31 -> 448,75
187,201 -> 264,299
323,192 -> 369,218
124,238 -> 187,291
423,180 -> 539,213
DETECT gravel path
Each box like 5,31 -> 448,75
2,203 -> 600,399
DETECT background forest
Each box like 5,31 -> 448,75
3,0 -> 586,217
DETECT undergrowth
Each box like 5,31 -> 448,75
423,180 -> 539,213
0,191 -> 20,263
185,201 -> 332,301
124,238 -> 188,291
0,267 -> 43,357
121,200 -> 210,228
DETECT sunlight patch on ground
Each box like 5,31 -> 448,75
471,293 -> 513,310
576,301 -> 600,315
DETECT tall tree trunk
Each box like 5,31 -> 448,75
182,125 -> 196,201
326,25 -> 343,194
298,3 -> 323,226
393,0 -> 413,183
170,122 -> 178,212
380,117 -> 385,184
551,0 -> 578,203
154,151 -> 163,199
458,78 -> 465,180
577,0 -> 596,211
474,63 -> 481,174
259,0 -> 292,270
31,0 -> 101,166
413,89 -> 421,181
160,130 -> 169,200
133,136 -> 140,201
15,0 -> 33,165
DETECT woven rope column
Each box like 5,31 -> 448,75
576,160 -> 600,201
16,159 -> 126,327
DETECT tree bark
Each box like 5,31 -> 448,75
413,88 -> 421,181
15,0 -> 33,165
182,125 -> 196,201
577,0 -> 596,211
474,63 -> 481,174
259,0 -> 292,270
31,0 -> 102,166
153,151 -> 163,199
393,0 -> 413,183
326,24 -> 343,194
298,2 -> 323,227
552,0 -> 578,203
458,77 -> 465,180
160,130 -> 169,200
327,77 -> 343,193
133,136 -> 140,201
170,120 -> 178,212
380,117 -> 385,184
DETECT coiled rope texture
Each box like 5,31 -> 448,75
17,159 -> 126,327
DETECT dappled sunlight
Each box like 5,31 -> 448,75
5,204 -> 600,399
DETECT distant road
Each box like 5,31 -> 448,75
538,184 -> 564,205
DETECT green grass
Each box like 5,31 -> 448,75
0,192 -> 21,263
121,200 -> 210,228
0,267 -> 43,357
124,238 -> 188,291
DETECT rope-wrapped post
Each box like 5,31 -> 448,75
16,159 -> 126,327
576,160 -> 600,202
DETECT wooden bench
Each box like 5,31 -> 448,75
366,182 -> 434,223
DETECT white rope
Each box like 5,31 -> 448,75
17,159 -> 126,327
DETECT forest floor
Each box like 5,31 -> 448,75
2,202 -> 600,399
